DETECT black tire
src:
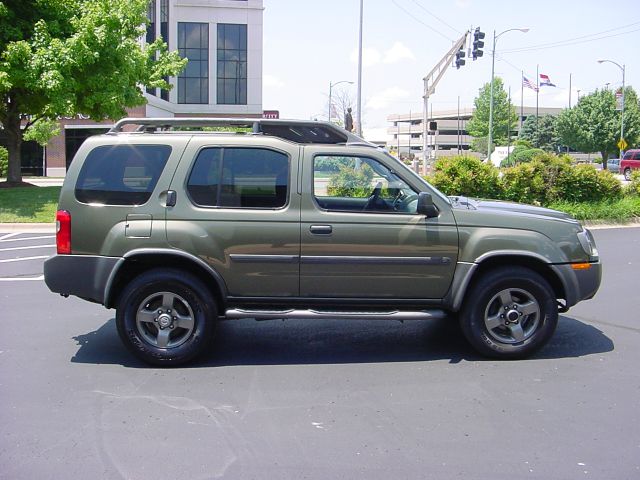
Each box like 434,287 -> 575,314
459,266 -> 558,359
116,268 -> 217,366
624,168 -> 631,181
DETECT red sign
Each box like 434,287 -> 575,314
262,110 -> 280,119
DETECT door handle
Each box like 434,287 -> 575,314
310,225 -> 332,235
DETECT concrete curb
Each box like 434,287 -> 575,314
1,220 -> 639,234
0,223 -> 56,233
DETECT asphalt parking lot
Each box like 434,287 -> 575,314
1,227 -> 639,480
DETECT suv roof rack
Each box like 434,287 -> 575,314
108,117 -> 376,147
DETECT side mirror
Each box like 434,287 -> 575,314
417,192 -> 439,218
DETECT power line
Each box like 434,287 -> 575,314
408,0 -> 462,36
390,0 -> 453,42
501,22 -> 640,54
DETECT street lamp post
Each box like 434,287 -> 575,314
328,80 -> 354,123
598,59 -> 626,161
488,27 -> 529,161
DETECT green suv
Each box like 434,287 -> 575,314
44,118 -> 601,365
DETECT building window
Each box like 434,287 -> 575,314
146,1 -> 157,97
217,24 -> 247,105
178,22 -> 209,104
160,0 -> 169,100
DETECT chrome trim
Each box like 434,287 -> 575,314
224,308 -> 448,321
301,255 -> 452,266
230,254 -> 299,264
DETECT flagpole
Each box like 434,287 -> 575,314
508,86 -> 512,156
536,64 -> 539,147
520,70 -> 524,131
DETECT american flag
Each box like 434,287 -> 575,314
522,75 -> 539,92
539,74 -> 556,87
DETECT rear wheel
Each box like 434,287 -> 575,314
624,168 -> 632,181
116,268 -> 217,366
459,266 -> 558,359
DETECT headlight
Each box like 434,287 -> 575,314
577,229 -> 598,259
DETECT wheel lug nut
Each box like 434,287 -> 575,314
168,309 -> 172,313
158,310 -> 163,314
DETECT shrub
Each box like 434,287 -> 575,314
0,147 -> 7,178
327,163 -> 374,197
625,170 -> 640,197
501,154 -> 571,204
557,164 -> 622,202
428,155 -> 501,198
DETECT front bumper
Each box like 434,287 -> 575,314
551,260 -> 602,309
44,255 -> 122,305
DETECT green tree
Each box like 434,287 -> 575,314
519,114 -> 561,151
556,87 -> 640,168
0,0 -> 186,185
467,77 -> 517,155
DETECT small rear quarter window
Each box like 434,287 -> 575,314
75,145 -> 172,205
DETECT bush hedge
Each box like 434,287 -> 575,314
429,155 -> 502,199
0,147 -> 8,178
427,151 -> 625,206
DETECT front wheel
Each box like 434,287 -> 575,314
459,266 -> 558,359
116,268 -> 217,366
624,168 -> 632,181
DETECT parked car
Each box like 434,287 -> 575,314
44,118 -> 602,366
621,149 -> 640,180
607,158 -> 621,174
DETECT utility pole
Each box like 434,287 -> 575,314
422,31 -> 472,170
356,0 -> 363,137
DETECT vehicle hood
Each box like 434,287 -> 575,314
449,196 -> 575,222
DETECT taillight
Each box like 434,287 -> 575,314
56,210 -> 71,254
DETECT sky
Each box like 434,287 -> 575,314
262,0 -> 639,140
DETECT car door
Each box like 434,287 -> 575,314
166,136 -> 301,298
299,147 -> 458,300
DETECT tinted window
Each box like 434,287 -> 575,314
75,145 -> 171,205
187,148 -> 289,208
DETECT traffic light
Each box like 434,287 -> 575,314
455,48 -> 466,69
472,27 -> 485,60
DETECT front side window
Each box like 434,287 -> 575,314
217,24 -> 247,105
178,22 -> 209,104
75,145 -> 172,205
313,155 -> 418,214
187,148 -> 289,208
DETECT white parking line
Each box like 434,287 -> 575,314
0,275 -> 44,282
0,255 -> 50,263
0,244 -> 56,252
0,235 -> 56,243
0,233 -> 20,241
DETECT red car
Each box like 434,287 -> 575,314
621,149 -> 640,180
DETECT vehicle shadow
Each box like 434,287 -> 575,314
70,314 -> 614,368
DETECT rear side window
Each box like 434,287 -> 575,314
187,147 -> 289,208
75,145 -> 172,205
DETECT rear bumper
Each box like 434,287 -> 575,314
44,255 -> 122,305
551,260 -> 602,309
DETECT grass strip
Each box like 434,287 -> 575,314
0,186 -> 61,223
549,196 -> 640,222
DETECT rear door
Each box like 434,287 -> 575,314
166,136 -> 301,298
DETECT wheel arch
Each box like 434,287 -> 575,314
105,249 -> 227,310
446,253 -> 567,312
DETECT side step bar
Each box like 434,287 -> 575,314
223,308 -> 448,321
